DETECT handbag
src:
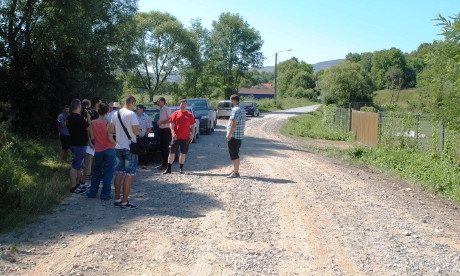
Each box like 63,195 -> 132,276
117,111 -> 144,155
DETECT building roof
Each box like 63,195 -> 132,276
238,83 -> 274,95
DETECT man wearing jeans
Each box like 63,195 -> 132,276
66,99 -> 91,193
226,94 -> 246,178
109,95 -> 140,209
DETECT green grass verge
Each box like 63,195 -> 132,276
280,107 -> 460,204
0,130 -> 69,232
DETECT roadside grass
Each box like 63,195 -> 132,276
0,130 -> 69,232
280,104 -> 460,204
280,107 -> 353,141
373,88 -> 424,112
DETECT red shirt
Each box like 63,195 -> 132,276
170,110 -> 195,140
92,120 -> 115,152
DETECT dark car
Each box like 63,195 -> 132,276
142,107 -> 162,153
241,101 -> 260,116
184,98 -> 217,135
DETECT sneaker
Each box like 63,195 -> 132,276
142,165 -> 147,169
157,164 -> 167,170
83,182 -> 91,188
227,172 -> 240,178
114,201 -> 122,207
179,169 -> 185,174
121,202 -> 139,209
71,186 -> 86,194
162,169 -> 171,174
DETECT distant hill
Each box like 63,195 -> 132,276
258,59 -> 345,73
312,59 -> 345,71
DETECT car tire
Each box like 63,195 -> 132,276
206,121 -> 212,135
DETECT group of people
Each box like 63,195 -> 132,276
57,94 -> 246,210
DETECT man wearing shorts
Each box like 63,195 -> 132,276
162,99 -> 196,174
57,105 -> 70,163
66,99 -> 91,193
109,95 -> 140,209
226,94 -> 246,178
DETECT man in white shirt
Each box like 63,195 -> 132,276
109,95 -> 140,209
156,97 -> 172,170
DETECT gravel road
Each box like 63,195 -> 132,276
1,105 -> 460,275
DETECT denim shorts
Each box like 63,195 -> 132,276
70,146 -> 86,170
114,148 -> 138,176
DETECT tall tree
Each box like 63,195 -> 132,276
130,11 -> 198,102
208,12 -> 264,98
316,61 -> 375,107
418,13 -> 460,130
179,18 -> 208,98
275,58 -> 315,99
371,47 -> 407,90
0,0 -> 137,132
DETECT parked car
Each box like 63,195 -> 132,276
142,107 -> 162,153
142,105 -> 180,161
169,106 -> 200,143
241,101 -> 260,117
217,100 -> 232,119
184,98 -> 217,135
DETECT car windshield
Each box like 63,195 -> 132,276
219,102 -> 231,108
241,102 -> 254,107
144,109 -> 160,122
188,100 -> 207,110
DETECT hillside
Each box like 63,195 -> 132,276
258,58 -> 345,73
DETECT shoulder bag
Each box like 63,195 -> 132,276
117,111 -> 144,155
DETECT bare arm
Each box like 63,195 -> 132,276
170,122 -> 177,140
226,119 -> 237,141
132,125 -> 140,136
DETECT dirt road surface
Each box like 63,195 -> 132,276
1,105 -> 460,275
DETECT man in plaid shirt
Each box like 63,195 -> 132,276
226,94 -> 246,178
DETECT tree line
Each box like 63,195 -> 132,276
0,1 -> 263,134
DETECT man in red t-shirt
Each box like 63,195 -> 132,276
163,99 -> 196,174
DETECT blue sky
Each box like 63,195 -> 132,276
138,0 -> 458,66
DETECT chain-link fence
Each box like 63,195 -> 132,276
335,108 -> 459,156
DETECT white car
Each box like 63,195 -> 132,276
169,106 -> 200,143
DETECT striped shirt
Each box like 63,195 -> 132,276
227,105 -> 246,140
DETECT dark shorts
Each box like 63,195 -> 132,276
60,135 -> 70,150
170,139 -> 190,154
228,138 -> 242,160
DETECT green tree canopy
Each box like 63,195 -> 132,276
418,13 -> 460,130
371,47 -> 407,90
275,58 -> 314,99
208,12 -> 264,98
316,61 -> 375,107
0,0 -> 137,132
130,11 -> 198,102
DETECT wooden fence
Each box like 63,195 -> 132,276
350,110 -> 379,146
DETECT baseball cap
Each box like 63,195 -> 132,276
112,102 -> 121,108
137,104 -> 145,110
